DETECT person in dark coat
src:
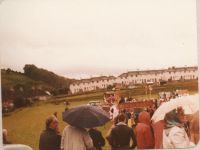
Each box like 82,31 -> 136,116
107,113 -> 137,150
88,128 -> 105,150
39,115 -> 61,150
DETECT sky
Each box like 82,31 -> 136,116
0,0 -> 198,79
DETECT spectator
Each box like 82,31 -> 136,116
88,128 -> 105,150
107,113 -> 137,150
39,115 -> 61,150
3,129 -> 12,144
135,111 -> 154,149
119,97 -> 125,104
163,110 -> 192,148
61,125 -> 96,150
128,112 -> 135,128
152,120 -> 165,149
53,112 -> 58,118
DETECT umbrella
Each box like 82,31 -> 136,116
62,105 -> 110,128
151,94 -> 199,123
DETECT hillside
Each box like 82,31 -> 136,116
1,65 -> 75,103
23,64 -> 73,88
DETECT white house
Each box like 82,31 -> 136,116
69,76 -> 116,94
69,66 -> 198,94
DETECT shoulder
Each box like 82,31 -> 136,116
63,125 -> 72,132
41,129 -> 55,135
169,126 -> 186,136
171,126 -> 184,132
113,125 -> 132,131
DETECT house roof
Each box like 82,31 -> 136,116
118,66 -> 198,77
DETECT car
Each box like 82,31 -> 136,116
87,100 -> 101,107
3,144 -> 33,150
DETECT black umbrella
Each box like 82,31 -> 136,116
62,105 -> 110,128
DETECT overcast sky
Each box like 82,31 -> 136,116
0,0 -> 198,79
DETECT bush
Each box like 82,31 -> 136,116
14,97 -> 28,108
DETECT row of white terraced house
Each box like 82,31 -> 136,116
69,66 -> 198,94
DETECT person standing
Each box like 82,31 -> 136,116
152,120 -> 165,149
107,113 -> 137,150
39,115 -> 61,150
135,111 -> 154,149
163,110 -> 192,148
2,129 -> 12,144
88,128 -> 105,150
61,125 -> 96,150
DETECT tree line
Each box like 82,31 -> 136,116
1,64 -> 75,109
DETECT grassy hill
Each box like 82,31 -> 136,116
1,66 -> 75,106
1,69 -> 50,89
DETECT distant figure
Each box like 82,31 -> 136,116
107,113 -> 137,150
154,99 -> 158,109
65,101 -> 70,105
3,129 -> 12,144
61,125 -> 96,150
128,112 -> 135,128
64,107 -> 69,111
135,111 -> 154,149
53,112 -> 58,118
39,115 -> 61,150
88,128 -> 105,150
119,97 -> 125,104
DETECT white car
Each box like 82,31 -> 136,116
3,144 -> 32,150
87,100 -> 101,107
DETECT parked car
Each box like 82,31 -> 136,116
3,144 -> 32,150
87,100 -> 101,107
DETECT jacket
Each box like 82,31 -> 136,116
39,128 -> 61,150
107,122 -> 136,150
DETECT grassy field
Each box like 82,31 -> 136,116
2,99 -> 114,150
2,80 -> 198,150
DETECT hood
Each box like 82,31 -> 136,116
138,111 -> 151,125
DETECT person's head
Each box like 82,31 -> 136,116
164,110 -> 183,128
118,113 -> 126,123
45,115 -> 58,130
3,129 -> 7,137
3,129 -> 9,144
3,129 -> 8,141
138,111 -> 151,125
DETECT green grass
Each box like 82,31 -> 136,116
2,100 -> 113,150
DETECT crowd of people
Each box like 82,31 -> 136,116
37,102 -> 199,150
2,96 -> 199,150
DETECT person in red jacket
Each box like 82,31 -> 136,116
135,111 -> 154,149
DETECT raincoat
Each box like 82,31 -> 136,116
135,111 -> 154,149
163,110 -> 192,149
152,120 -> 164,149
